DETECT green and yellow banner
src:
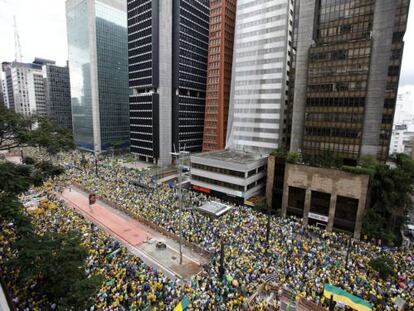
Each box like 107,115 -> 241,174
174,295 -> 190,311
323,284 -> 372,311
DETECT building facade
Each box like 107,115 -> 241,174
0,77 -> 4,107
266,161 -> 370,238
389,89 -> 414,155
66,0 -> 130,152
43,63 -> 73,129
127,0 -> 209,165
2,63 -> 14,111
202,0 -> 237,152
290,0 -> 410,164
1,59 -> 54,117
191,150 -> 267,204
225,0 -> 294,153
1,73 -> 9,108
389,123 -> 414,155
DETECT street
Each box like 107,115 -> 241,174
60,186 -> 207,280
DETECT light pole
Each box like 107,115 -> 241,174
94,144 -> 99,177
345,236 -> 352,270
170,150 -> 191,265
94,153 -> 98,176
178,157 -> 183,265
219,239 -> 225,279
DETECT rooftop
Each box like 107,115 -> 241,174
195,201 -> 233,217
192,149 -> 267,165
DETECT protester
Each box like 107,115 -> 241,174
1,148 -> 413,310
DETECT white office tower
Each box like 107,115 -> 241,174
1,75 -> 8,108
1,59 -> 53,117
226,0 -> 293,153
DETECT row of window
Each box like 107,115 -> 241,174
305,127 -> 360,138
307,81 -> 367,92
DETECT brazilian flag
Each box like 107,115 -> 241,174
324,284 -> 372,311
174,295 -> 190,311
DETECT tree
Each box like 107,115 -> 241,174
23,156 -> 35,165
286,151 -> 301,163
0,105 -> 33,151
30,117 -> 74,154
363,153 -> 414,244
302,151 -> 343,168
369,256 -> 396,280
0,161 -> 63,194
0,162 -> 33,195
0,105 -> 74,152
14,231 -> 103,310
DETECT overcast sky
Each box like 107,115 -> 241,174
1,0 -> 414,85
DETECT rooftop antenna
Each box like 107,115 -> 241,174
14,16 -> 22,62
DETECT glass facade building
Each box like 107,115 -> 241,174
66,0 -> 129,152
43,64 -> 73,129
290,0 -> 410,163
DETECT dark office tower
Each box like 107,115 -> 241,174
202,0 -> 236,152
290,0 -> 410,163
127,0 -> 209,165
43,64 -> 73,129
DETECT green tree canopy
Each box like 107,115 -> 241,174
14,231 -> 103,310
0,105 -> 74,153
0,161 -> 64,195
363,153 -> 414,244
369,256 -> 396,280
0,162 -> 33,195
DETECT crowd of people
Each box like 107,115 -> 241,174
1,149 -> 414,310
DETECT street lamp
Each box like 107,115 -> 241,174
94,144 -> 100,177
344,236 -> 352,270
170,150 -> 191,265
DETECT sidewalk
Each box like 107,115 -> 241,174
60,187 -> 207,280
0,283 -> 11,311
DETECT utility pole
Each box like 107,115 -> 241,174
94,146 -> 99,177
219,239 -> 225,279
266,212 -> 271,244
170,150 -> 191,265
95,155 -> 98,176
178,155 -> 183,265
345,236 -> 352,270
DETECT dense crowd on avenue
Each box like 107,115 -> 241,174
1,149 -> 414,310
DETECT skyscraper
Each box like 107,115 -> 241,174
2,62 -> 14,111
66,0 -> 130,152
225,0 -> 294,154
128,0 -> 209,165
202,0 -> 237,152
0,77 -> 4,107
1,59 -> 54,117
290,0 -> 410,163
43,63 -> 73,129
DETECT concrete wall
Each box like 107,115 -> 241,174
266,156 -> 276,208
361,0 -> 397,157
281,163 -> 370,238
87,0 -> 101,153
290,0 -> 317,152
158,0 -> 173,166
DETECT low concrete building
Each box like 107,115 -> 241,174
267,159 -> 370,238
191,150 -> 267,204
